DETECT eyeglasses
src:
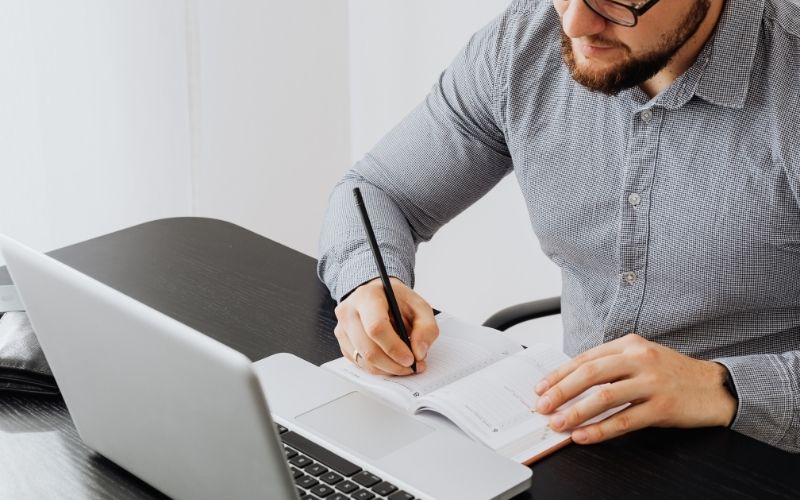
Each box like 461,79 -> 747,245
582,0 -> 662,27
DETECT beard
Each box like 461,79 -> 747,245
560,0 -> 711,96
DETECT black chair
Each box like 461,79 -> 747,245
482,296 -> 561,331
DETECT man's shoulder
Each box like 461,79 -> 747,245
469,0 -> 562,80
764,0 -> 800,39
759,1 -> 800,180
761,0 -> 800,110
504,0 -> 550,15
492,0 -> 562,56
493,0 -> 560,32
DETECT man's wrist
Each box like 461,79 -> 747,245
339,277 -> 380,303
710,361 -> 738,427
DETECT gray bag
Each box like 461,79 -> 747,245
0,311 -> 58,395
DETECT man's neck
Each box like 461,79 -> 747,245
640,1 -> 726,98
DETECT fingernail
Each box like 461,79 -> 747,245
550,414 -> 565,430
416,342 -> 429,360
572,430 -> 588,443
535,380 -> 549,394
402,354 -> 415,367
537,395 -> 551,413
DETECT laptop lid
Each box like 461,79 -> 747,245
0,235 -> 297,500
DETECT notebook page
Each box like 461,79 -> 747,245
418,344 -> 574,458
322,313 -> 523,411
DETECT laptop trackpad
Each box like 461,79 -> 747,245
296,391 -> 434,460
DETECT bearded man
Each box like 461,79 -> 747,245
318,0 -> 800,453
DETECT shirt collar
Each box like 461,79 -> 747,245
694,0 -> 765,109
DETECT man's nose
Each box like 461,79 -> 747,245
561,0 -> 607,39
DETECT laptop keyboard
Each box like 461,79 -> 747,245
277,424 -> 415,500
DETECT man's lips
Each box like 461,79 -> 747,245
575,39 -> 621,58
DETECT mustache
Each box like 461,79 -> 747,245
579,35 -> 628,50
559,28 -> 628,51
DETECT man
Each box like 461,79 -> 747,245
318,0 -> 800,453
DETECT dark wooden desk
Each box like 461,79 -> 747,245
1,218 -> 797,499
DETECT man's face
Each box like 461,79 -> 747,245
553,0 -> 712,95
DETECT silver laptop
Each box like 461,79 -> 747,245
0,235 -> 532,500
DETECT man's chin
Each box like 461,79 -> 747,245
570,58 -> 622,84
572,57 -> 619,77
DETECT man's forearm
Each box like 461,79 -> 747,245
317,169 -> 419,302
317,10 -> 515,303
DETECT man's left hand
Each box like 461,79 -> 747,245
534,333 -> 737,444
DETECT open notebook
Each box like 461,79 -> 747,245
323,312 -> 622,464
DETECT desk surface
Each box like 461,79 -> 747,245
1,218 -> 797,499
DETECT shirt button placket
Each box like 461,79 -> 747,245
605,107 -> 659,341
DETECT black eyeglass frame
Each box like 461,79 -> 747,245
583,0 -> 662,27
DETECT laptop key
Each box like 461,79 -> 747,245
310,484 -> 335,497
328,494 -> 349,500
297,474 -> 319,489
320,471 -> 343,485
282,431 -> 362,477
285,446 -> 298,459
277,424 -> 288,434
305,463 -> 328,476
352,489 -> 375,500
351,471 -> 381,488
371,481 -> 398,496
290,454 -> 314,468
334,480 -> 358,493
387,491 -> 414,500
291,467 -> 304,479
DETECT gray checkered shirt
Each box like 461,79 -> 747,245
319,0 -> 800,452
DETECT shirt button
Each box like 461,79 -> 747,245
641,110 -> 653,123
628,193 -> 641,206
623,271 -> 637,285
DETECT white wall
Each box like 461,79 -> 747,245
0,1 -> 192,264
188,0 -> 350,257
1,0 -> 561,343
347,1 -> 563,340
0,0 -> 351,263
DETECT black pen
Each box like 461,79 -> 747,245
353,187 -> 417,373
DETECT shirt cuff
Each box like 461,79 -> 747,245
332,250 -> 414,302
714,354 -> 798,452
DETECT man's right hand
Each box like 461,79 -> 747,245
333,277 -> 439,376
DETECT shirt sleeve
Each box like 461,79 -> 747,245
317,9 -> 517,302
714,350 -> 800,453
720,97 -> 800,453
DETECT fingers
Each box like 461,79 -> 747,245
547,379 -> 642,432
358,302 -> 416,368
536,354 -> 633,414
535,339 -> 628,396
333,277 -> 438,376
333,325 -> 357,364
346,316 -> 414,376
334,324 -> 394,375
570,402 -> 653,445
402,301 -> 439,361
337,321 -> 427,375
